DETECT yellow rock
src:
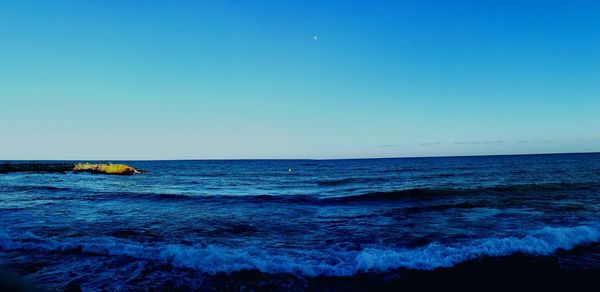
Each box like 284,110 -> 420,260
73,163 -> 139,175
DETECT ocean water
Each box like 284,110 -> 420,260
2,153 -> 600,289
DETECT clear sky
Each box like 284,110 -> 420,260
1,0 -> 599,160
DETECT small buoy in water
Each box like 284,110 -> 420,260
288,168 -> 292,173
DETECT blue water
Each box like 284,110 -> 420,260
2,153 -> 600,289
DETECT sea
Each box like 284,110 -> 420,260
2,153 -> 600,290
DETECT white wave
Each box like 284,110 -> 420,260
1,224 -> 600,276
356,225 -> 600,271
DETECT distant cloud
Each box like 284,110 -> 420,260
515,139 -> 554,144
420,142 -> 442,146
380,144 -> 405,148
575,138 -> 600,143
454,140 -> 505,145
312,145 -> 344,148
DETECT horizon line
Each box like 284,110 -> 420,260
3,151 -> 600,162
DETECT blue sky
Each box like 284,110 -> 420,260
1,0 -> 599,159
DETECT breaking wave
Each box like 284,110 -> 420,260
2,224 -> 600,276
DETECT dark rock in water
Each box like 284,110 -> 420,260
0,162 -> 73,174
0,267 -> 37,292
62,280 -> 82,292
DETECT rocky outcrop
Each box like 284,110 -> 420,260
73,163 -> 140,175
0,162 -> 141,175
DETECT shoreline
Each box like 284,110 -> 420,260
4,248 -> 600,291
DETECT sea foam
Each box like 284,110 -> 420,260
1,224 -> 600,276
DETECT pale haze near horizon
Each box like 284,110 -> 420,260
1,1 -> 599,160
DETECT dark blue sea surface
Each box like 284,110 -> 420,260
2,153 -> 600,289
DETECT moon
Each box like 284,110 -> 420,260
313,35 -> 318,41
